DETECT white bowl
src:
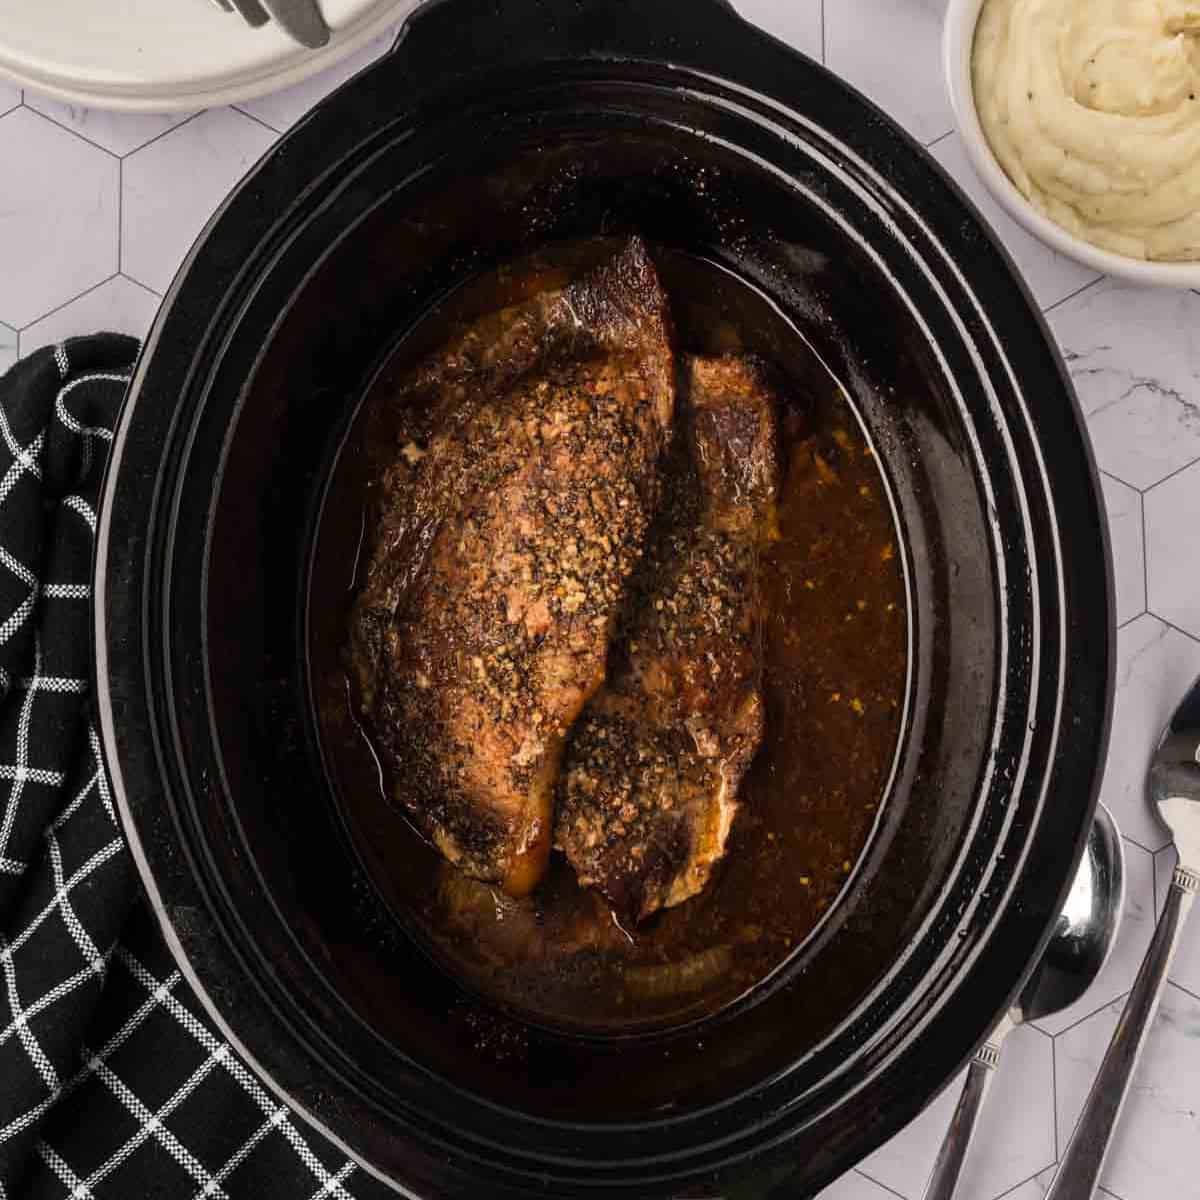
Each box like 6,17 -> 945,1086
943,0 -> 1200,288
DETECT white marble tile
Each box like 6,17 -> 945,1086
862,1025 -> 1055,1200
998,1167 -> 1055,1200
0,84 -> 18,115
24,94 -> 197,157
1048,281 -> 1200,489
0,107 -> 119,329
817,1169 -> 899,1200
1154,846 -> 1200,1002
929,134 -> 1098,310
19,276 -> 160,358
732,0 -> 823,61
825,0 -> 953,145
236,29 -> 397,131
1100,616 -> 1200,852
1055,986 -> 1200,1200
1101,474 -> 1146,628
1032,840 -> 1156,1037
0,323 -> 15,376
121,108 -> 277,295
1145,461 -> 1200,640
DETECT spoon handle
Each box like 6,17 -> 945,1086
1044,867 -> 1199,1200
922,1018 -> 1012,1200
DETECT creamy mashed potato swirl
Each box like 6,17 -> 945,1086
974,0 -> 1200,260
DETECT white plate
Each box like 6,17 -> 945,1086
0,0 -> 420,112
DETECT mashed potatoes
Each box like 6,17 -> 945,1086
974,0 -> 1200,260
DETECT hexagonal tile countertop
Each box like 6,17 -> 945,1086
2,3 -> 1199,1199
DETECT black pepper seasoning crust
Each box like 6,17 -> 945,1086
556,354 -> 782,923
347,238 -> 677,897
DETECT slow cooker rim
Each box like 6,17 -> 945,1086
93,5 -> 1114,1194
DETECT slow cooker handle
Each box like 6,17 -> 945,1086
389,0 -> 752,87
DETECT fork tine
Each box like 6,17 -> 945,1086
228,0 -> 271,27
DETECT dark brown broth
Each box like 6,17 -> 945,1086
310,240 -> 907,1032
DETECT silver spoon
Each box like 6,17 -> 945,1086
1044,679 -> 1200,1200
922,803 -> 1125,1200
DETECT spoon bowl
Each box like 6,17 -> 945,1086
1016,805 -> 1125,1025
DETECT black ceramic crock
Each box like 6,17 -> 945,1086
93,0 -> 1114,1195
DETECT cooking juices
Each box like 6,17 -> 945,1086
311,240 -> 908,1032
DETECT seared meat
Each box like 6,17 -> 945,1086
556,355 -> 781,923
348,239 -> 676,897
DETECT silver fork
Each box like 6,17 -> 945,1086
210,0 -> 270,25
213,0 -> 330,47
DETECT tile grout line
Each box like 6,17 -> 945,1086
1093,466 -> 1150,496
993,1165 -> 1054,1200
117,158 -> 123,278
1041,274 -> 1103,316
1141,449 -> 1200,498
820,0 -> 827,64
854,1166 -> 908,1199
1167,978 -> 1200,1005
1140,480 -> 1151,616
230,104 -> 283,137
1052,988 -> 1130,1040
1121,832 -> 1166,856
1135,491 -> 1149,629
15,272 -> 120,357
18,104 -> 121,162
116,273 -> 163,300
116,107 -> 207,161
1051,1027 -> 1059,1160
1156,615 -> 1200,646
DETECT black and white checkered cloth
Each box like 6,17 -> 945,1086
0,338 -> 392,1200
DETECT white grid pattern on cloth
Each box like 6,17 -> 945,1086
0,838 -> 122,965
0,963 -> 184,1148
115,949 -> 361,1200
1,935 -> 58,1092
0,635 -> 51,867
195,1102 -> 291,1199
0,832 -> 124,1096
19,946 -> 364,1200
0,540 -> 39,646
54,379 -> 121,444
85,727 -> 115,828
0,403 -> 44,483
60,496 -> 96,535
0,342 -> 392,1200
52,374 -> 126,489
74,1049 -> 236,1198
0,734 -> 121,1065
0,759 -> 126,1183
